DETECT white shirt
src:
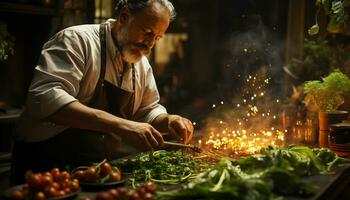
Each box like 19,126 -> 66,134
14,19 -> 167,142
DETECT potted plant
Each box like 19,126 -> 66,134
303,69 -> 350,147
308,0 -> 350,35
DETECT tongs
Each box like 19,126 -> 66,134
163,141 -> 203,153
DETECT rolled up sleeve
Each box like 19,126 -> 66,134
133,66 -> 167,123
26,30 -> 86,119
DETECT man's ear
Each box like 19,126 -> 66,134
118,6 -> 130,25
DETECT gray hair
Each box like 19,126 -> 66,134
115,0 -> 176,21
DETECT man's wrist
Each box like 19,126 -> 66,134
152,113 -> 169,132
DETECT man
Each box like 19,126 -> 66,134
12,0 -> 193,183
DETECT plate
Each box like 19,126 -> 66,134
1,184 -> 80,200
80,179 -> 126,191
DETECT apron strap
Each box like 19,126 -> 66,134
91,23 -> 108,101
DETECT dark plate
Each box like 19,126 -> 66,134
1,184 -> 80,200
80,179 -> 126,191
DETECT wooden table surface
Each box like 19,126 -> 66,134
288,163 -> 350,200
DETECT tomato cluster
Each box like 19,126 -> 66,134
83,182 -> 157,200
11,168 -> 80,200
72,161 -> 122,183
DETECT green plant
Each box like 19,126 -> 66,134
309,0 -> 350,35
301,39 -> 350,82
303,69 -> 350,112
0,20 -> 14,61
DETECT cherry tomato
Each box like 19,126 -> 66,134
42,174 -> 53,186
71,179 -> 80,192
84,167 -> 99,183
61,171 -> 71,180
72,170 -> 84,180
27,173 -> 43,189
95,191 -> 113,200
61,178 -> 71,189
144,182 -> 157,194
108,171 -> 121,182
51,168 -> 60,175
34,192 -> 46,200
100,162 -> 112,178
125,189 -> 140,200
57,190 -> 66,197
137,187 -> 147,197
43,172 -> 53,179
52,171 -> 61,182
143,192 -> 154,200
43,185 -> 51,196
108,189 -> 119,199
80,197 -> 92,200
48,187 -> 58,197
117,188 -> 127,196
50,182 -> 60,190
64,187 -> 71,194
11,190 -> 24,200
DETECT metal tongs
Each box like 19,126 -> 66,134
163,141 -> 203,153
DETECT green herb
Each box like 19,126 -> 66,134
157,145 -> 349,200
158,158 -> 279,200
116,150 -> 211,187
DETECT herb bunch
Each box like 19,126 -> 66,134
116,150 -> 211,187
158,145 -> 349,200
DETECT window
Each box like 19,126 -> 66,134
94,0 -> 113,23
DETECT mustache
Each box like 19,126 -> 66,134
133,44 -> 150,52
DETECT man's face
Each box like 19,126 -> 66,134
115,2 -> 170,63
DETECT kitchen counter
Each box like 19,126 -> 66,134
77,164 -> 350,200
2,161 -> 350,199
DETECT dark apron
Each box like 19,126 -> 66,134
11,23 -> 135,184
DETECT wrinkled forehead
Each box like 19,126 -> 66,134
133,1 -> 171,21
131,1 -> 170,31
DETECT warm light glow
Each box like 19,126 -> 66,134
196,72 -> 286,157
199,128 -> 284,155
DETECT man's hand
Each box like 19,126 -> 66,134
48,101 -> 164,151
119,121 -> 164,150
152,114 -> 194,144
167,114 -> 193,144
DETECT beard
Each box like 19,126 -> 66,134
115,27 -> 151,63
121,44 -> 150,63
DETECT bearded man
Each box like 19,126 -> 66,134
12,0 -> 193,184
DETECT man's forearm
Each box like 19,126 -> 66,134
47,101 -> 127,134
151,113 -> 169,133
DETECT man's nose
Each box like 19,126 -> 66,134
144,37 -> 156,49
